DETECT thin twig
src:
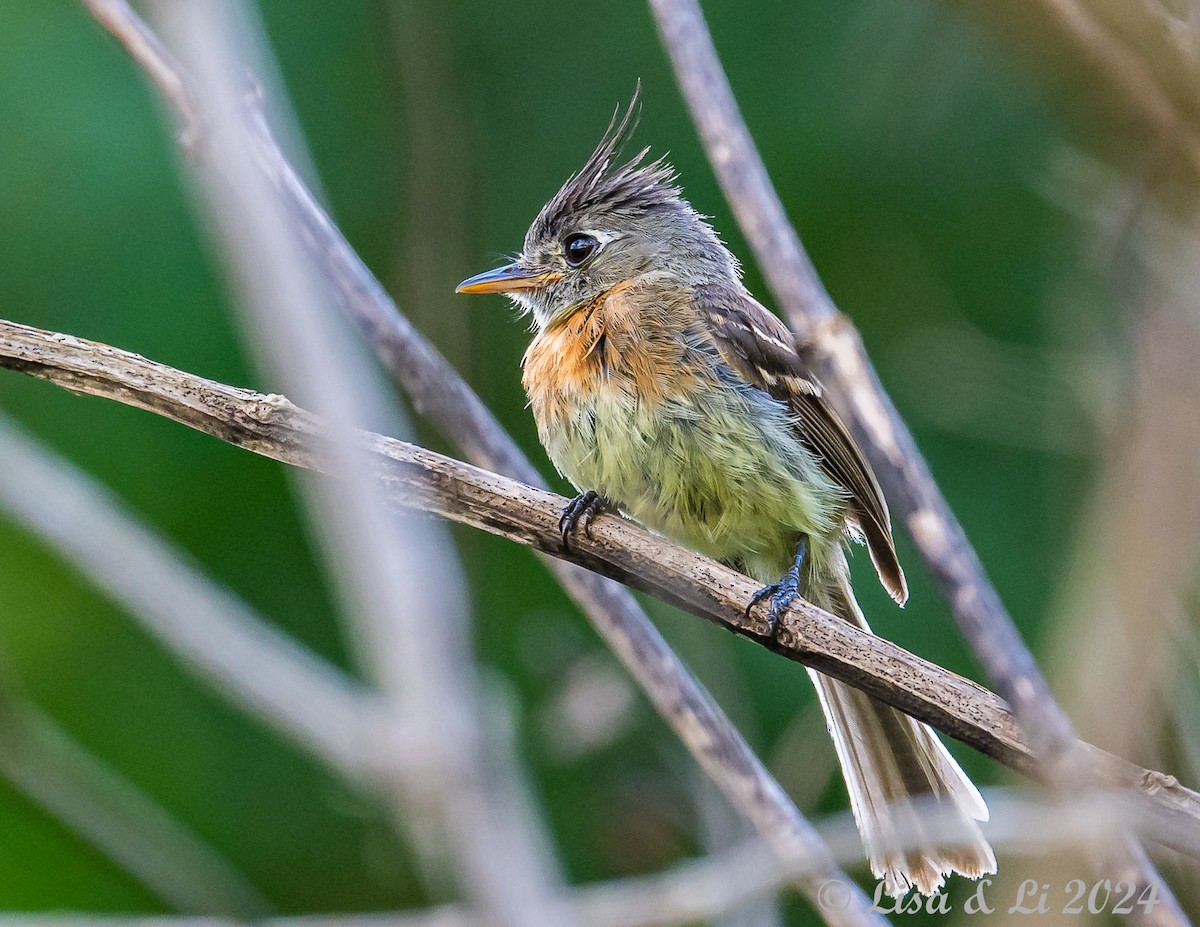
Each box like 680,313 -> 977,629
1051,304 -> 1200,762
3,318 -> 1199,859
646,0 -> 1188,920
77,2 -> 884,920
1040,0 -> 1200,176
80,0 -> 200,152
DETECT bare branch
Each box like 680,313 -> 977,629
80,0 -> 200,152
1051,303 -> 1200,761
3,317 -> 1199,859
646,0 -> 1187,919
970,0 -> 1200,197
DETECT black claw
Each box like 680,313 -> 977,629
745,578 -> 799,634
744,582 -> 780,621
560,491 -> 609,551
745,537 -> 809,635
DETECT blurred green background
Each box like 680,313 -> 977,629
0,0 -> 1162,921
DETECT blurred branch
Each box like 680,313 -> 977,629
144,3 -> 569,923
80,0 -> 200,152
1051,303 -> 1200,761
647,0 -> 1186,920
0,789 -> 1189,927
0,682 -> 270,915
76,2 -> 882,922
0,413 -> 386,780
5,318 -> 1200,862
967,0 -> 1200,199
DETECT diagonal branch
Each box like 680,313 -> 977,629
647,0 -> 1188,920
648,0 -> 1074,778
76,2 -> 883,921
969,0 -> 1200,197
3,317 -> 1200,860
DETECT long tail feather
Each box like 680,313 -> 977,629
808,553 -> 996,897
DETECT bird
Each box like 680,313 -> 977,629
456,95 -> 996,897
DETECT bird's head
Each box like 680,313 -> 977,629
456,90 -> 738,329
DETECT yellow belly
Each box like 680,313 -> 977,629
524,319 -> 847,581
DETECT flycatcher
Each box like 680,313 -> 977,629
457,98 -> 995,896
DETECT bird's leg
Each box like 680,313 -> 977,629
745,537 -> 809,634
559,490 -> 611,551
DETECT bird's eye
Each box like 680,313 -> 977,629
563,233 -> 599,267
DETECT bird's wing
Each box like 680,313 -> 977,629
696,283 -> 908,604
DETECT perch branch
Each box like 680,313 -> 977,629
78,1 -> 881,920
3,318 -> 1200,860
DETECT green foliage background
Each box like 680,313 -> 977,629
0,0 -> 1108,920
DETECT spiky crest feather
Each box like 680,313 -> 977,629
529,86 -> 681,243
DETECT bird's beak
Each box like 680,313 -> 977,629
455,262 -> 562,295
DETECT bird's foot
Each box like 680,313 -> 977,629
559,490 -> 610,551
745,577 -> 799,635
744,538 -> 808,635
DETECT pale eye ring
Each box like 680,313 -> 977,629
563,233 -> 599,266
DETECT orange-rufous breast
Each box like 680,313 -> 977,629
521,279 -> 699,430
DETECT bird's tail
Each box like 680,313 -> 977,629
807,554 -> 996,897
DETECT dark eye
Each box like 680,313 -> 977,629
564,233 -> 599,266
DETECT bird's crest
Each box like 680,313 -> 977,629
530,84 -> 680,241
